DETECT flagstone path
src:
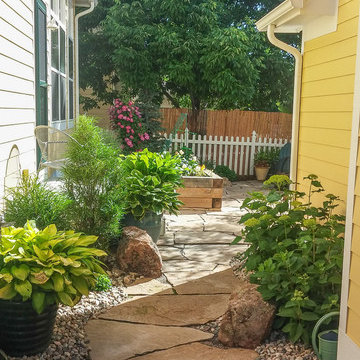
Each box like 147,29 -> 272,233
86,181 -> 263,360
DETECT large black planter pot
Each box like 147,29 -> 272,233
0,300 -> 58,357
122,212 -> 163,243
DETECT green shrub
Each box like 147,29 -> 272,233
254,148 -> 280,167
121,149 -> 183,220
214,165 -> 238,182
4,174 -> 70,230
233,174 -> 344,344
95,274 -> 112,292
62,116 -> 126,249
0,222 -> 106,314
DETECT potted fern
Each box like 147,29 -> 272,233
0,221 -> 106,357
121,149 -> 183,242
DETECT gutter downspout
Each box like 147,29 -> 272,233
267,24 -> 302,188
74,1 -> 96,121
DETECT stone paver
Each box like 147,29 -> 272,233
100,294 -> 230,326
134,342 -> 258,360
86,320 -> 212,360
183,244 -> 247,264
174,231 -> 235,245
86,181 -> 262,360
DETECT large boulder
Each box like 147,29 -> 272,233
218,282 -> 275,349
117,226 -> 162,278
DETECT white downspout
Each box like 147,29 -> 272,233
74,1 -> 96,121
267,24 -> 302,188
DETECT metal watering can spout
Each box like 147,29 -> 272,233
312,312 -> 340,360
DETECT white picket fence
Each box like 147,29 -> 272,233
165,128 -> 288,176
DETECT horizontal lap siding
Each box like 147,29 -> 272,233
298,0 -> 359,210
0,0 -> 36,206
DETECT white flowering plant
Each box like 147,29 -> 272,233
174,146 -> 208,176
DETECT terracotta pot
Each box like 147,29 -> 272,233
255,166 -> 270,181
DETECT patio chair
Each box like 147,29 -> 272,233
34,125 -> 81,171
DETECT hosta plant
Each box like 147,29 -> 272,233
0,222 -> 106,314
121,149 -> 183,220
233,174 -> 344,344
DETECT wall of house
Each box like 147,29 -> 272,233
297,0 -> 359,212
0,0 -> 37,207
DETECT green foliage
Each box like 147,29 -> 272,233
94,274 -> 112,292
121,149 -> 183,220
174,147 -> 207,177
4,175 -> 70,230
79,0 -> 295,115
62,116 -> 125,249
254,148 -> 280,167
0,222 -> 106,314
233,174 -> 345,344
214,165 -> 238,182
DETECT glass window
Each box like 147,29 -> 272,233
69,80 -> 74,120
52,72 -> 59,121
60,28 -> 65,73
51,26 -> 59,69
69,38 -> 73,78
60,76 -> 66,120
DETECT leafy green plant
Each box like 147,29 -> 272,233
4,174 -> 70,230
214,165 -> 238,182
121,149 -> 183,220
233,174 -> 344,344
62,116 -> 126,249
0,222 -> 106,314
174,146 -> 208,176
254,148 -> 280,167
94,274 -> 112,292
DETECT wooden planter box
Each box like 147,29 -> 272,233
178,173 -> 224,210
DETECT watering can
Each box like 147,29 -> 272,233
312,311 -> 340,360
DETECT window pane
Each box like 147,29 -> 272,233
60,76 -> 66,120
51,26 -> 59,69
69,80 -> 73,120
60,0 -> 65,23
51,0 -> 59,15
60,28 -> 65,73
69,38 -> 73,79
52,71 -> 59,121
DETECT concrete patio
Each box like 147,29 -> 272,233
86,180 -> 263,360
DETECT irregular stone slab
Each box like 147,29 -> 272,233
158,246 -> 185,260
172,268 -> 244,295
167,221 -> 204,232
162,260 -> 217,273
134,342 -> 259,360
183,244 -> 247,264
202,215 -> 241,234
174,231 -> 235,245
86,320 -> 212,360
99,294 -> 230,326
167,214 -> 204,222
157,234 -> 175,246
125,279 -> 172,296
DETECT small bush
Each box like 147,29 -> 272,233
62,116 -> 126,250
4,174 -> 70,230
214,165 -> 238,182
95,274 -> 112,292
233,174 -> 344,344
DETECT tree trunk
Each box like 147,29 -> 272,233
188,98 -> 207,136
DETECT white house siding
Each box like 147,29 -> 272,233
0,0 -> 36,208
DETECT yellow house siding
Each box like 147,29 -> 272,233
297,0 -> 359,210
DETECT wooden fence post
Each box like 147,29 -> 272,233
249,130 -> 257,176
184,128 -> 189,148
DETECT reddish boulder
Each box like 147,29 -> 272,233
117,226 -> 162,278
218,282 -> 275,349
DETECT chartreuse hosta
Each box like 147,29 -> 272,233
0,221 -> 107,314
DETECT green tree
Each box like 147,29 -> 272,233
79,0 -> 296,130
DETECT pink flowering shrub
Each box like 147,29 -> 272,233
109,99 -> 150,153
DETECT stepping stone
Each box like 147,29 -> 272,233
162,260 -> 218,273
202,215 -> 241,234
170,268 -> 244,295
99,294 -> 230,326
183,244 -> 247,265
167,221 -> 204,232
134,342 -> 259,360
174,231 -> 235,245
86,320 -> 212,360
125,279 -> 172,296
157,234 -> 175,246
158,246 -> 184,260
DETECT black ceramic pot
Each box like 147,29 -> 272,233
0,299 -> 58,357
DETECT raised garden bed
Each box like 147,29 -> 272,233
178,173 -> 224,210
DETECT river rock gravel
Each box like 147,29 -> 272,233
8,286 -> 126,360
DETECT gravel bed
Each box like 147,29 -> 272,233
8,286 -> 126,360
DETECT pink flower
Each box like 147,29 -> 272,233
130,119 -> 133,123
129,101 -> 133,105
131,129 -> 134,134
144,133 -> 150,140
126,129 -> 130,133
117,122 -> 121,126
140,135 -> 145,141
130,135 -> 134,139
122,106 -> 127,111
138,123 -> 142,127
120,125 -> 124,128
